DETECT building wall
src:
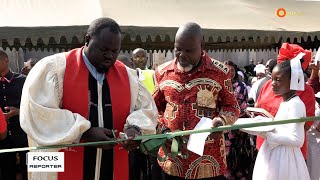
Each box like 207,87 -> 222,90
2,47 -> 317,73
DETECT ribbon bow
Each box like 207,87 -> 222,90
139,130 -> 189,162
290,52 -> 305,91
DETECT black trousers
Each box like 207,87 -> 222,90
129,150 -> 162,180
0,151 -> 28,180
18,151 -> 28,180
0,152 -> 17,180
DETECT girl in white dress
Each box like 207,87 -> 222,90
253,59 -> 311,180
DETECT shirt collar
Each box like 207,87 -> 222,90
82,49 -> 105,85
0,70 -> 14,83
169,51 -> 212,73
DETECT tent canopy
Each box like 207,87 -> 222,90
0,0 -> 319,50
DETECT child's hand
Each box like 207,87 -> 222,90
309,56 -> 319,71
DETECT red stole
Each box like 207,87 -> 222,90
59,47 -> 130,180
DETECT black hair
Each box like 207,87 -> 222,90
275,60 -> 291,79
224,60 -> 239,80
267,59 -> 277,72
0,50 -> 8,60
26,58 -> 38,66
87,17 -> 121,37
285,58 -> 305,72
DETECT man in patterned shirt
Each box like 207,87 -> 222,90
153,22 -> 240,180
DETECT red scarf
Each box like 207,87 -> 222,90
277,43 -> 311,71
58,47 -> 130,180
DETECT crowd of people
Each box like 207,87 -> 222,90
0,17 -> 319,180
0,50 -> 38,180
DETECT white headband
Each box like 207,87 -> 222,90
254,64 -> 266,74
315,47 -> 320,65
290,52 -> 305,91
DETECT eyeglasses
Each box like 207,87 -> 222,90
133,57 -> 147,61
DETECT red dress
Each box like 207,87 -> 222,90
153,52 -> 240,179
256,79 -> 315,159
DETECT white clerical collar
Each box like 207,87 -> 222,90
82,49 -> 105,85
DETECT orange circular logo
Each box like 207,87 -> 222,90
276,8 -> 286,18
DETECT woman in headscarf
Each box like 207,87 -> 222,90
224,61 -> 253,180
